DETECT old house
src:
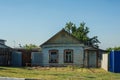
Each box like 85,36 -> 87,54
40,29 -> 103,67
0,39 -> 12,66
40,29 -> 84,67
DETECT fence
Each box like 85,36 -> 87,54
101,53 -> 108,71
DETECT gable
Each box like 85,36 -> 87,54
41,29 -> 81,46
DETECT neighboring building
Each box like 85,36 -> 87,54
0,39 -> 6,45
0,39 -> 12,66
40,29 -> 104,67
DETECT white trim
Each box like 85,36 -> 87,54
42,44 -> 84,48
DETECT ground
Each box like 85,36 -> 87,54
0,66 -> 120,80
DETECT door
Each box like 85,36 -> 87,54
89,51 -> 96,67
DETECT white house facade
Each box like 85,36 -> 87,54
40,29 -> 84,67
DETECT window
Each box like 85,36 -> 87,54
64,49 -> 73,63
49,50 -> 58,63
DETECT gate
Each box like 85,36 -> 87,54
109,51 -> 120,73
31,52 -> 42,66
11,51 -> 22,67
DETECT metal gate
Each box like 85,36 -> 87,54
109,51 -> 120,73
31,52 -> 42,66
11,51 -> 22,67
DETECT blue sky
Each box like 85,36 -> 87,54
0,0 -> 120,49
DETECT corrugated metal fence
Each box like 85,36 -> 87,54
109,51 -> 120,73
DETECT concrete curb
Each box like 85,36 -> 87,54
0,77 -> 24,80
0,77 -> 43,80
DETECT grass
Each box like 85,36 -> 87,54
0,66 -> 119,80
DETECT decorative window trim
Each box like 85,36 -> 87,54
49,49 -> 58,63
64,49 -> 73,63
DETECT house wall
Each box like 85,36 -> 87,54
98,51 -> 103,67
101,53 -> 108,71
42,44 -> 84,67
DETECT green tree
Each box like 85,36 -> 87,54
74,22 -> 89,43
23,44 -> 39,50
64,21 -> 100,47
65,21 -> 76,34
106,48 -> 113,52
106,46 -> 120,52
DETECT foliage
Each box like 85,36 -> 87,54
65,21 -> 100,47
106,46 -> 120,52
23,44 -> 39,50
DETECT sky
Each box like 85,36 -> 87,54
0,0 -> 120,49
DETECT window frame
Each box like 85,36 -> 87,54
49,50 -> 58,63
64,49 -> 73,63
